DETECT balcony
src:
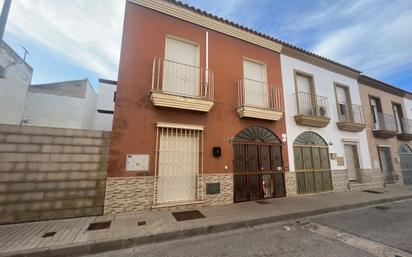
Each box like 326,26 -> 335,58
372,112 -> 397,138
336,103 -> 366,132
396,118 -> 412,141
236,78 -> 283,121
150,58 -> 214,112
294,91 -> 330,127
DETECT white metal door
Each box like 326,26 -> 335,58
243,59 -> 267,108
157,130 -> 199,203
164,37 -> 200,96
344,144 -> 360,181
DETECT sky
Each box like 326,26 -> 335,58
1,0 -> 412,92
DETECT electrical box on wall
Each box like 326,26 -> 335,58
213,147 -> 221,157
126,154 -> 149,171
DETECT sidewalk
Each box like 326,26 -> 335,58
1,185 -> 412,257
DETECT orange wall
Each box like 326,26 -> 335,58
109,3 -> 287,177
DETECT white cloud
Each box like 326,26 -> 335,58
2,0 -> 125,80
304,0 -> 412,78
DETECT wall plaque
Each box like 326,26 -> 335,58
206,183 -> 220,195
126,154 -> 149,171
336,156 -> 345,166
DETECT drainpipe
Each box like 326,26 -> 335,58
0,0 -> 12,42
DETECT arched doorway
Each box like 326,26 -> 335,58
399,144 -> 412,185
293,131 -> 333,194
233,126 -> 285,202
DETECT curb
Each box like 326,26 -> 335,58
2,194 -> 412,257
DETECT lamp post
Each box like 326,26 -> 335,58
0,0 -> 12,42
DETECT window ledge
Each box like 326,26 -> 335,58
150,91 -> 214,112
237,106 -> 283,121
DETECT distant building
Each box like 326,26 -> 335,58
93,79 -> 117,131
22,79 -> 97,129
0,40 -> 33,124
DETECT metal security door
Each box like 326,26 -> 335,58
378,147 -> 395,184
399,144 -> 412,185
233,143 -> 285,202
344,144 -> 360,182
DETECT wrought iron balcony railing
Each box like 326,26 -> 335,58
151,58 -> 214,100
237,78 -> 283,111
295,91 -> 329,118
336,102 -> 365,124
372,112 -> 397,132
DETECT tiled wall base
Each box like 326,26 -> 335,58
284,172 -> 297,197
331,169 -> 350,192
204,173 -> 233,206
104,173 -> 234,214
104,176 -> 154,215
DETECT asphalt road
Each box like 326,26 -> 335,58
88,199 -> 412,257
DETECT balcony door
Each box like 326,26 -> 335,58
336,86 -> 351,121
243,59 -> 268,108
296,74 -> 314,115
164,37 -> 200,97
393,103 -> 403,133
370,97 -> 382,129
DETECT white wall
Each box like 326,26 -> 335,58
22,80 -> 97,129
403,97 -> 412,120
0,42 -> 33,124
281,54 -> 372,171
93,80 -> 116,131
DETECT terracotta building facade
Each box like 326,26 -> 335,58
105,0 -> 289,213
359,75 -> 412,186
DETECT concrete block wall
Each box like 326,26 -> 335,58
0,124 -> 110,224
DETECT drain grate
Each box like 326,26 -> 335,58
255,200 -> 270,205
42,232 -> 56,238
172,210 -> 205,221
373,206 -> 390,210
87,221 -> 111,231
362,190 -> 384,194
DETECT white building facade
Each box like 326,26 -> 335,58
0,41 -> 33,125
281,47 -> 376,194
22,79 -> 97,129
92,79 -> 117,131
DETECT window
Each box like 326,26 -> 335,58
163,37 -> 200,96
242,59 -> 268,108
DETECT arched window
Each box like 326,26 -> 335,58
292,131 -> 332,194
293,131 -> 327,146
399,144 -> 412,153
233,126 -> 281,144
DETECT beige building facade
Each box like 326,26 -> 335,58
359,75 -> 412,186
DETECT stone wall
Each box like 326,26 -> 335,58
104,173 -> 235,214
284,172 -> 297,197
331,169 -> 350,192
204,173 -> 233,206
104,176 -> 154,214
0,124 -> 110,224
